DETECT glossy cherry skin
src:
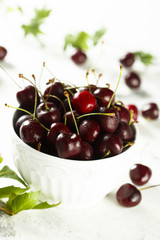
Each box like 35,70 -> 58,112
43,82 -> 65,104
93,87 -> 115,107
115,121 -> 134,143
71,50 -> 87,64
64,110 -> 79,132
47,122 -> 71,145
120,52 -> 135,68
130,164 -> 152,186
72,91 -> 96,114
126,104 -> 138,121
107,134 -> 123,155
16,85 -> 40,110
77,142 -> 93,160
116,183 -> 142,207
56,132 -> 82,159
117,105 -> 131,124
0,46 -> 7,60
99,107 -> 120,133
141,103 -> 159,120
19,119 -> 46,145
36,102 -> 61,128
94,133 -> 111,158
125,72 -> 141,89
79,119 -> 100,143
15,114 -> 33,135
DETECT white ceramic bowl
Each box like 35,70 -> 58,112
11,111 -> 140,209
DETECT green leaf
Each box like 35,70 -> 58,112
33,201 -> 61,209
11,191 -> 40,214
64,32 -> 90,51
0,154 -> 3,163
134,51 -> 154,66
92,27 -> 106,45
34,8 -> 52,19
0,186 -> 29,199
0,165 -> 28,187
5,193 -> 17,211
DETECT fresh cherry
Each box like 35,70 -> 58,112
71,50 -> 87,64
36,102 -> 61,128
116,183 -> 142,207
141,103 -> 159,120
126,104 -> 138,121
56,132 -> 82,159
107,134 -> 123,155
130,164 -> 152,186
72,90 -> 96,114
120,52 -> 135,68
93,87 -> 115,107
115,121 -> 134,143
125,72 -> 141,89
15,114 -> 33,135
94,133 -> 111,158
79,119 -> 100,143
77,142 -> 93,160
19,119 -> 46,146
47,122 -> 71,145
0,46 -> 7,60
16,85 -> 40,110
44,82 -> 65,104
64,110 -> 79,132
99,107 -> 120,133
116,105 -> 131,124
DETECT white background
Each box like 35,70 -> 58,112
0,0 -> 160,239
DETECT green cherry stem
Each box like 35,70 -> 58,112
64,91 -> 79,135
129,110 -> 134,125
5,104 -> 50,132
139,184 -> 160,191
107,65 -> 123,109
76,112 -> 115,120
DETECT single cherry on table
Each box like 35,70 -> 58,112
0,46 -> 7,60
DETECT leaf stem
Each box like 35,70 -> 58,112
0,207 -> 14,216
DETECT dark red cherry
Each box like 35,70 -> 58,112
93,87 -> 115,107
125,72 -> 141,89
130,164 -> 152,186
126,104 -> 138,121
115,121 -> 134,142
44,82 -> 65,104
77,142 -> 93,160
64,110 -> 79,132
79,119 -> 100,143
16,85 -> 40,110
47,122 -> 71,145
56,132 -> 82,159
36,102 -> 61,128
94,133 -> 111,158
19,119 -> 46,145
141,103 -> 159,120
116,183 -> 142,207
0,46 -> 7,60
120,52 -> 135,68
99,107 -> 120,133
107,134 -> 123,155
72,91 -> 96,114
71,50 -> 87,64
117,105 -> 131,124
15,114 -> 32,135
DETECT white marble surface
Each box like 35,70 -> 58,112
0,0 -> 160,239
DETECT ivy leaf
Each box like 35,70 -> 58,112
11,191 -> 40,214
0,165 -> 28,187
134,51 -> 154,66
0,186 -> 29,199
21,7 -> 52,37
92,27 -> 106,46
33,201 -> 61,209
0,154 -> 3,163
64,32 -> 90,51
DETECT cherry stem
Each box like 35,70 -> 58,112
129,110 -> 134,125
0,64 -> 22,89
86,70 -> 91,93
103,150 -> 111,158
5,104 -> 50,132
139,184 -> 160,191
0,207 -> 14,216
107,65 -> 123,109
45,94 -> 67,125
64,91 -> 79,135
32,74 -> 38,118
19,74 -> 50,111
123,141 -> 134,149
38,62 -> 45,93
76,112 -> 115,120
